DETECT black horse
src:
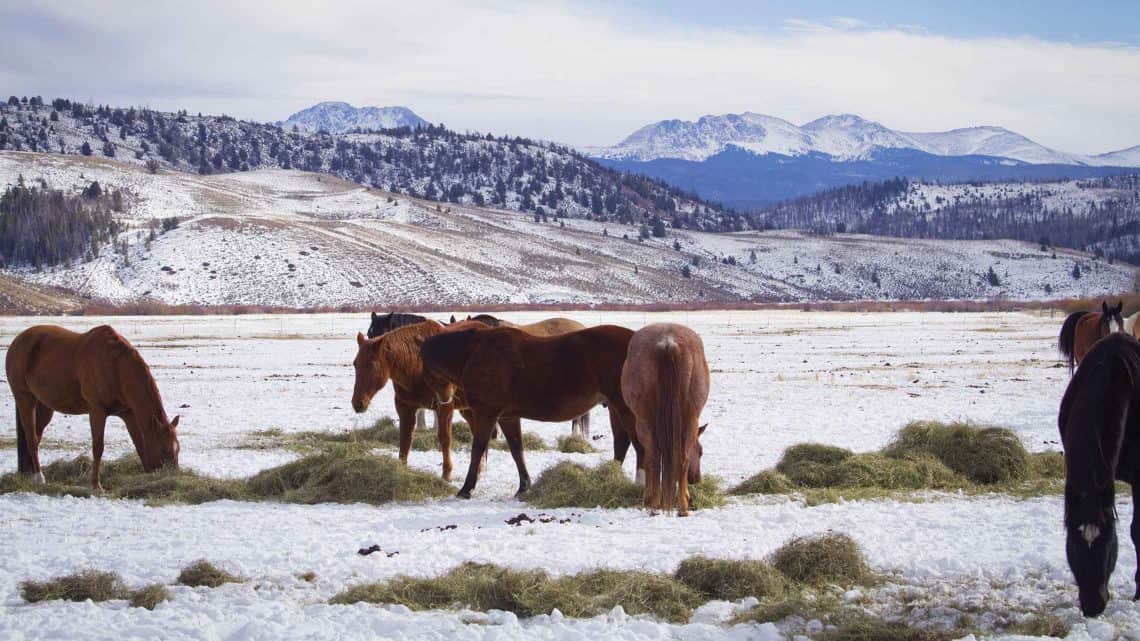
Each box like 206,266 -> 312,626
1059,332 -> 1140,616
366,312 -> 429,339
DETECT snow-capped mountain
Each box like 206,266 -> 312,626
594,112 -> 1118,165
277,101 -> 429,133
1091,145 -> 1140,168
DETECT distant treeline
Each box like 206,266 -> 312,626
0,95 -> 740,232
0,177 -> 124,268
755,175 -> 1140,264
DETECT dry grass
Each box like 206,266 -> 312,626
330,562 -> 703,623
883,421 -> 1030,484
525,461 -> 642,509
177,560 -> 242,588
292,417 -> 547,452
556,434 -> 598,454
814,615 -> 965,641
770,533 -> 875,587
673,556 -> 788,601
247,447 -> 453,505
20,570 -> 128,603
1006,613 -> 1069,637
129,584 -> 172,610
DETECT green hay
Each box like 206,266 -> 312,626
247,448 -> 453,505
776,444 -> 855,486
730,469 -> 795,495
830,454 -> 960,490
688,476 -> 727,509
525,460 -> 642,508
330,562 -> 702,623
20,570 -> 128,603
129,584 -> 171,610
557,434 -> 598,454
673,556 -> 788,601
883,421 -> 1029,484
770,533 -> 875,586
177,560 -> 242,588
1029,451 -> 1065,478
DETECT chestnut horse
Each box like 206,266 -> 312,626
366,311 -> 433,430
5,325 -> 180,489
455,314 -> 594,437
1058,333 -> 1140,616
621,323 -> 709,516
420,324 -> 639,498
352,319 -> 510,480
1060,302 -> 1125,373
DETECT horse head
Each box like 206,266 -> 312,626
367,311 -> 393,339
1065,485 -> 1118,617
687,424 -> 707,484
1102,301 -> 1125,335
140,414 -> 180,472
352,332 -> 391,413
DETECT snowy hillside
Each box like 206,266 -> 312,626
0,152 -> 1131,308
276,102 -> 429,133
593,111 -> 1136,166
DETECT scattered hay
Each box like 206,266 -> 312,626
247,448 -> 453,505
525,461 -> 641,509
673,556 -> 787,601
815,614 -> 964,641
770,533 -> 874,586
883,421 -> 1029,484
129,584 -> 171,610
20,570 -> 129,603
730,469 -> 795,495
113,469 -> 250,504
1006,613 -> 1069,637
557,434 -> 598,454
1028,451 -> 1065,479
177,560 -> 242,588
732,592 -> 841,624
687,476 -> 727,509
829,454 -> 960,490
331,562 -> 702,623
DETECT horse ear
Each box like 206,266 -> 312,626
357,332 -> 366,346
1103,301 -> 1109,314
698,423 -> 707,436
171,415 -> 180,429
450,315 -> 456,324
371,311 -> 378,321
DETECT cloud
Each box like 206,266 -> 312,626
782,17 -> 868,34
2,1 -> 1139,154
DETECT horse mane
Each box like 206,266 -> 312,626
468,314 -> 503,327
1059,333 -> 1140,524
93,326 -> 169,423
377,320 -> 443,383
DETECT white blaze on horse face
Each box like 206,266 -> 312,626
1079,523 -> 1101,547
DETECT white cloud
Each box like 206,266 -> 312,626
2,1 -> 1139,154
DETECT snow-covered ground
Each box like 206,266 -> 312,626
1,310 -> 1137,640
0,152 -> 1131,308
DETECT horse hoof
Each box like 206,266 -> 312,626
456,489 -> 472,500
678,510 -> 690,518
28,471 -> 45,485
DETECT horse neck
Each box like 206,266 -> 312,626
1066,359 -> 1131,495
119,355 -> 168,427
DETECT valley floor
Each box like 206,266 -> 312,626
0,310 -> 1136,640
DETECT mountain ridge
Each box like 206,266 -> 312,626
277,101 -> 429,133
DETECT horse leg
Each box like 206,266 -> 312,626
677,454 -> 691,518
571,411 -> 591,439
34,402 -> 53,442
459,408 -> 489,476
641,439 -> 660,513
457,411 -> 496,499
498,417 -> 531,497
394,399 -> 418,465
14,393 -> 43,482
608,404 -> 632,464
89,411 -> 107,491
435,403 -> 455,481
415,409 -> 427,432
1133,479 -> 1140,600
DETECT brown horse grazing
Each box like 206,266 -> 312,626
1060,301 -> 1125,373
5,325 -> 180,489
420,324 -> 639,498
458,314 -> 594,437
621,323 -> 709,516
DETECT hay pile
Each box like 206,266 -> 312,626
177,560 -> 243,588
525,461 -> 725,510
247,448 -> 453,505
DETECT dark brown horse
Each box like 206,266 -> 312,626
1060,301 -> 1125,373
621,323 -> 709,516
5,325 -> 180,489
420,324 -> 639,498
1058,332 -> 1140,616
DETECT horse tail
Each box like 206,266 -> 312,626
15,406 -> 30,475
654,339 -> 686,513
1059,311 -> 1089,374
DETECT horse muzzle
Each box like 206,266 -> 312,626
1079,585 -> 1109,617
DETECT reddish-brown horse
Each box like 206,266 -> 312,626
5,325 -> 181,489
420,324 -> 639,498
621,323 -> 709,516
1060,301 -> 1125,373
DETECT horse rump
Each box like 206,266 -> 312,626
1059,311 -> 1089,373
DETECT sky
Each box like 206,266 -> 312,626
1,1 -> 1139,154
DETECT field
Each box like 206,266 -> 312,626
0,310 -> 1135,640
